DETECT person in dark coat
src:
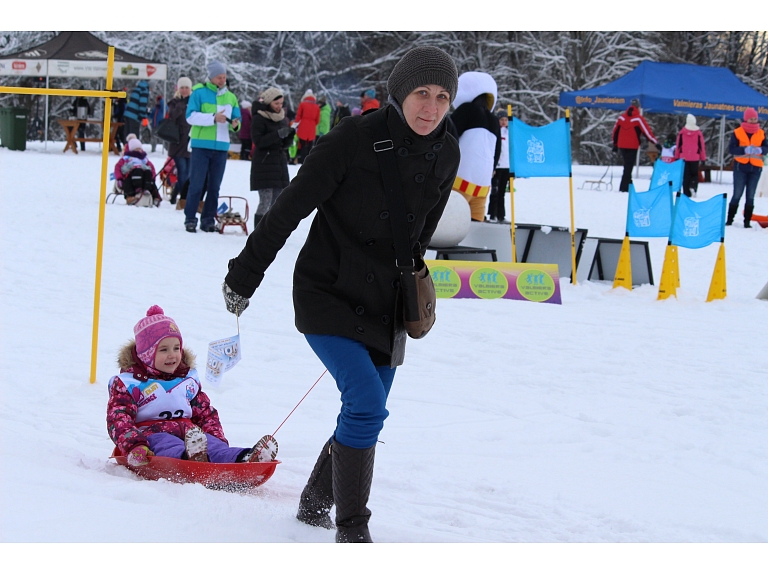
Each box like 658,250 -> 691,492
611,99 -> 658,192
113,91 -> 127,153
331,99 -> 351,128
71,88 -> 91,151
222,46 -> 460,543
123,80 -> 149,141
238,100 -> 253,160
167,77 -> 193,206
249,87 -> 295,230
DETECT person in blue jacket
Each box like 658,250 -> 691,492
183,60 -> 241,233
123,80 -> 149,140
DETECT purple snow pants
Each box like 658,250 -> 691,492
147,432 -> 248,463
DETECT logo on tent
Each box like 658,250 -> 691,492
75,50 -> 109,59
526,135 -> 545,164
22,49 -> 48,57
57,61 -> 69,73
12,61 -> 26,70
683,215 -> 700,237
633,208 -> 651,227
147,65 -> 157,77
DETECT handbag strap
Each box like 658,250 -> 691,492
368,111 -> 415,272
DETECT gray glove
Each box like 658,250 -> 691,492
746,145 -> 762,155
222,282 -> 250,316
277,126 -> 294,139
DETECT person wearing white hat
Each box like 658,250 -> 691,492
674,114 -> 706,198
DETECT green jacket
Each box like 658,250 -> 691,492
185,82 -> 241,151
316,103 -> 331,137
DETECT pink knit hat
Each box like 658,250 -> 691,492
744,107 -> 759,121
134,305 -> 183,366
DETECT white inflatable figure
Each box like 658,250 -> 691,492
430,191 -> 472,248
450,71 -> 501,222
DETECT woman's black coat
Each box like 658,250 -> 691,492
250,102 -> 292,191
166,96 -> 191,158
226,106 -> 460,367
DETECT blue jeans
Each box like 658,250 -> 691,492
172,154 -> 190,197
731,166 -> 761,209
184,148 -> 228,228
305,334 -> 396,449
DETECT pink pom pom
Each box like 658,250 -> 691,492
146,305 -> 164,317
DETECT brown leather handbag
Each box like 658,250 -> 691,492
371,118 -> 436,340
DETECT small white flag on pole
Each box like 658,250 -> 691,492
205,334 -> 241,387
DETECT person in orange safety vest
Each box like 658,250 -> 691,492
727,107 -> 768,227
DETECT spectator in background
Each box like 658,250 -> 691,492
167,77 -> 193,207
331,100 -> 350,129
727,107 -> 767,227
249,87 -> 295,230
488,110 -> 509,224
351,107 -> 362,116
316,95 -> 331,140
360,88 -> 380,114
150,94 -> 167,152
238,100 -> 253,160
113,88 -> 127,153
123,80 -> 150,142
293,89 -> 320,164
71,88 -> 91,151
674,114 -> 706,198
183,60 -> 241,233
611,99 -> 658,192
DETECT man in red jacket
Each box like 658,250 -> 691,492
612,100 -> 658,192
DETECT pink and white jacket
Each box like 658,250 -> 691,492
106,342 -> 226,455
674,128 -> 706,162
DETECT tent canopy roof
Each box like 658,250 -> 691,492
4,31 -> 155,63
559,60 -> 768,120
0,31 -> 166,80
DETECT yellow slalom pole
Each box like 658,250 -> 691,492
0,86 -> 126,99
89,47 -> 117,384
507,104 -> 516,262
566,109 -> 577,284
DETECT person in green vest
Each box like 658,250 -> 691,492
316,95 -> 331,139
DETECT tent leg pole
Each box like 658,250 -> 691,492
718,115 -> 725,184
44,76 -> 49,152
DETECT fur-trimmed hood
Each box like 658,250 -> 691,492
117,339 -> 196,372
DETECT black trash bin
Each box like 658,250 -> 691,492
0,107 -> 30,151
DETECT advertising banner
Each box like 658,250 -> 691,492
426,260 -> 562,304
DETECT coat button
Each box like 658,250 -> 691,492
366,273 -> 375,283
414,174 -> 425,183
425,152 -> 436,160
432,143 -> 443,151
355,326 -> 365,334
397,147 -> 409,157
366,238 -> 376,246
356,306 -> 365,315
407,213 -> 415,222
391,279 -> 400,289
380,211 -> 389,219
381,315 -> 391,325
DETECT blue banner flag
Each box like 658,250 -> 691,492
626,183 -> 673,237
509,118 -> 572,178
650,159 -> 684,192
669,194 -> 726,249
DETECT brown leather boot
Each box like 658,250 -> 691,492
176,199 -> 185,211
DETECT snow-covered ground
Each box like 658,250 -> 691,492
1,141 -> 767,566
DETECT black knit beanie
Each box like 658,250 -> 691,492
387,46 -> 458,106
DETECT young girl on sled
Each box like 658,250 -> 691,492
107,305 -> 277,467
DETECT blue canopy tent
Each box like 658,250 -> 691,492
559,61 -> 768,180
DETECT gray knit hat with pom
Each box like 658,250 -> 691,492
387,46 -> 458,106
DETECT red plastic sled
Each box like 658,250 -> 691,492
751,213 -> 768,228
111,448 -> 279,492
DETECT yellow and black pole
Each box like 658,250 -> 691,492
0,47 -> 126,383
565,109 -> 577,284
706,193 -> 728,302
507,104 -> 516,262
